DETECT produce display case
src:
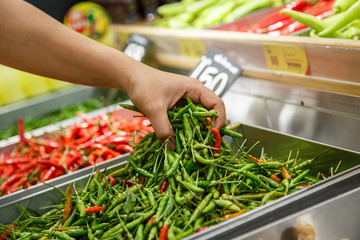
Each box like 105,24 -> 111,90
0,123 -> 359,238
1,0 -> 359,236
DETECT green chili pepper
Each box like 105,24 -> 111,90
136,223 -> 145,240
192,110 -> 218,117
202,200 -> 216,214
156,194 -> 169,222
64,229 -> 88,237
183,114 -> 193,142
76,197 -> 87,218
194,150 -> 216,165
166,151 -> 183,177
214,199 -> 242,212
220,127 -> 243,139
145,189 -> 156,207
189,192 -> 212,224
175,185 -> 195,205
42,230 -> 75,240
319,1 -> 360,36
175,128 -> 183,154
147,225 -> 158,240
175,228 -> 194,239
259,175 -> 283,189
128,158 -> 154,178
180,180 -> 204,193
194,216 -> 204,232
243,171 -> 273,192
290,169 -> 311,188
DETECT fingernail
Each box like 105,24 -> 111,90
167,139 -> 176,151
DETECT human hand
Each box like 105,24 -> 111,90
125,64 -> 226,149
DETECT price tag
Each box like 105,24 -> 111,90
263,44 -> 310,75
123,34 -> 151,62
190,49 -> 242,97
178,38 -> 206,58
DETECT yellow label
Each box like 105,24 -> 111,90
263,44 -> 309,75
178,38 -> 206,58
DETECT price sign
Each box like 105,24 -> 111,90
190,49 -> 242,97
263,44 -> 310,75
123,34 -> 151,62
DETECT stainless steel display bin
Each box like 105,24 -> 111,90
1,124 -> 359,237
233,186 -> 360,240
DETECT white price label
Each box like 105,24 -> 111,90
123,34 -> 151,62
124,43 -> 146,62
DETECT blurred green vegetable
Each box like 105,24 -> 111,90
156,0 -> 292,29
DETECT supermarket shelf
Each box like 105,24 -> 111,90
112,25 -> 360,96
0,85 -> 116,130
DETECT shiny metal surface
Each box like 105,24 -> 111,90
234,186 -> 360,240
223,76 -> 360,152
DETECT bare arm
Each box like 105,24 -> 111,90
0,0 -> 226,147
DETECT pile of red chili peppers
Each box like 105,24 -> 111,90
236,0 -> 335,35
0,110 -> 152,196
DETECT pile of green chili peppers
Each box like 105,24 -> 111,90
281,0 -> 360,39
1,99 -> 326,240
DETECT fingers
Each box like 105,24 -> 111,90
145,103 -> 176,150
185,77 -> 227,130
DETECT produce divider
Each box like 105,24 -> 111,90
112,25 -> 360,96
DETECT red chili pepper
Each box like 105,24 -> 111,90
146,214 -> 156,226
159,225 -> 169,240
206,126 -> 221,154
123,180 -> 135,187
18,118 -> 26,143
205,117 -> 212,124
0,173 -> 23,191
280,166 -> 292,180
108,175 -> 116,186
270,174 -> 282,184
84,206 -> 104,213
10,177 -> 27,189
196,227 -> 209,233
76,112 -> 93,122
41,166 -> 57,182
37,159 -> 65,172
297,184 -> 309,187
0,224 -> 14,240
160,180 -> 168,193
63,152 -> 82,168
115,144 -> 133,153
248,154 -> 268,163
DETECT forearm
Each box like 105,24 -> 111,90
0,0 -> 139,91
